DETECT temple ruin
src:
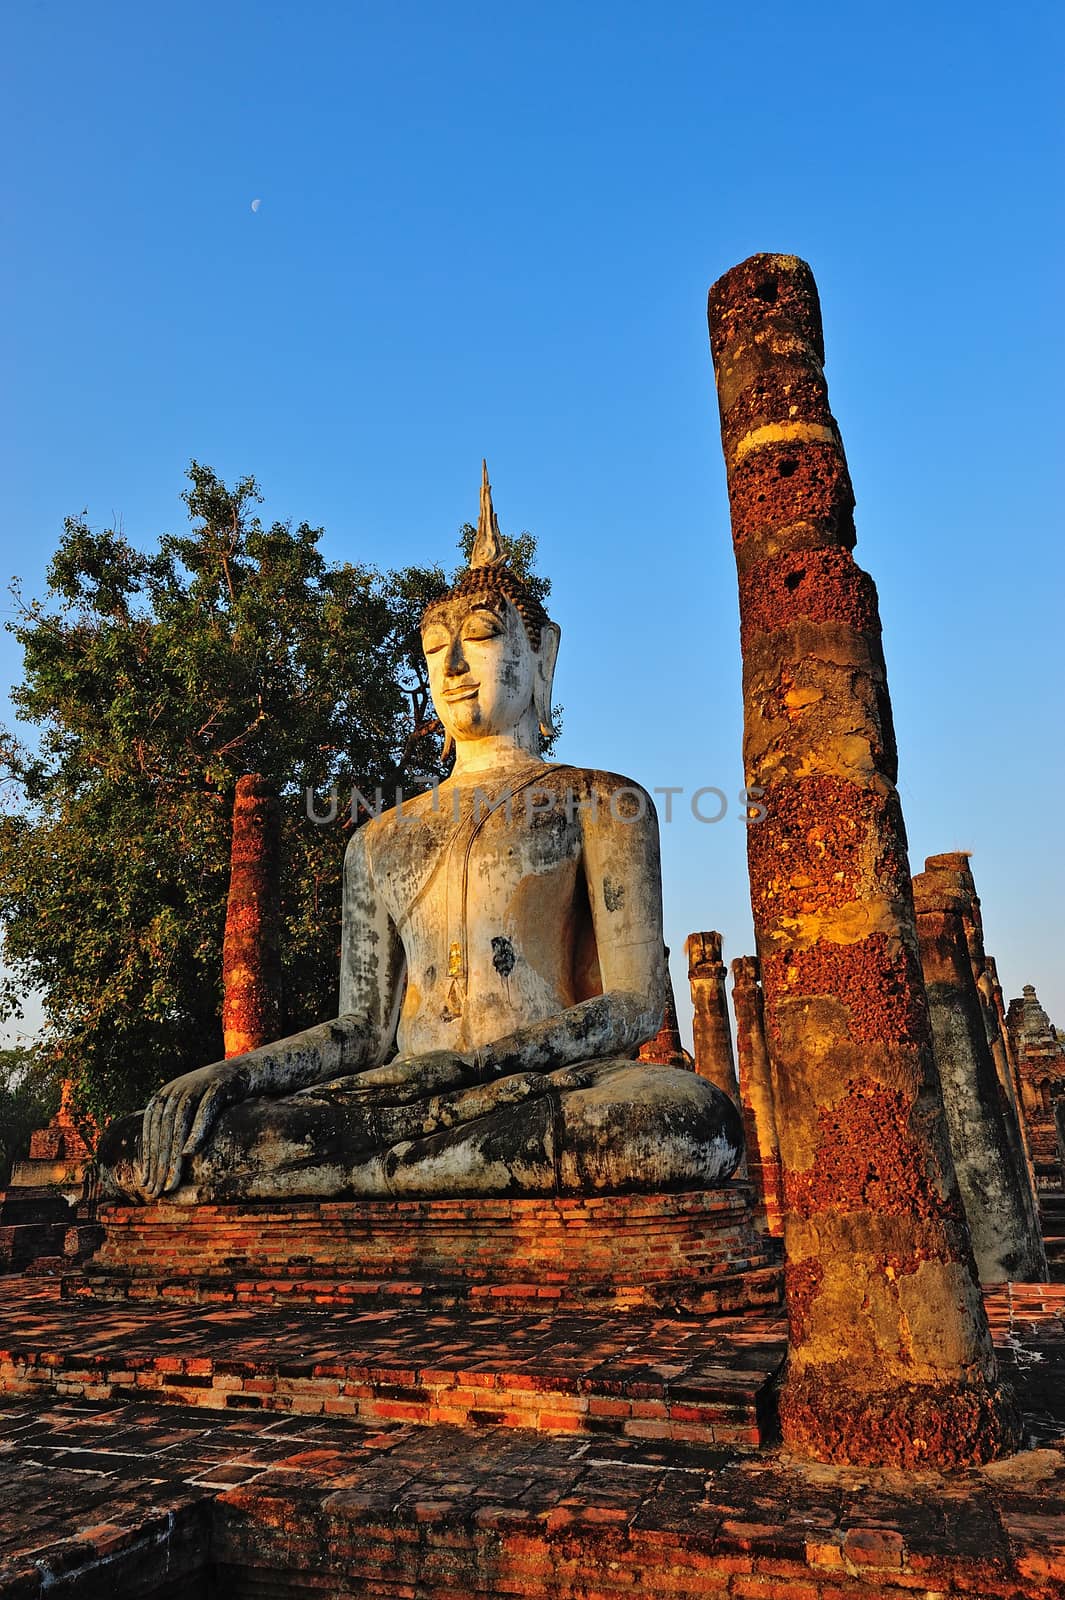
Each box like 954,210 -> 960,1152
0,257 -> 1060,1598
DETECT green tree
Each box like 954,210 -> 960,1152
0,465 -> 551,1122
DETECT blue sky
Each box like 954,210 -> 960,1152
2,0 -> 1062,1043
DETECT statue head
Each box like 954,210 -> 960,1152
421,463 -> 560,758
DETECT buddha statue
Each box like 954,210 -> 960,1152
99,466 -> 743,1203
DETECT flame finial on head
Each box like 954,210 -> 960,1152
471,459 -> 506,568
421,461 -> 552,651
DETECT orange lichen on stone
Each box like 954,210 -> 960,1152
720,369 -> 834,453
739,546 -> 879,642
784,1258 -> 824,1346
746,778 -> 905,917
784,1077 -> 958,1223
778,1368 -> 1021,1470
222,774 -> 282,1059
763,933 -> 926,1046
726,440 -> 855,547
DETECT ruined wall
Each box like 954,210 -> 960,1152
706,252 -> 1017,1466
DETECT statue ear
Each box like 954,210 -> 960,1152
533,622 -> 561,740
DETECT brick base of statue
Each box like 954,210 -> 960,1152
75,1184 -> 782,1314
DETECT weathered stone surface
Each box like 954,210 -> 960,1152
731,956 -> 784,1237
99,465 -> 742,1205
222,774 -> 282,1060
685,932 -> 739,1101
983,953 -> 1040,1184
913,853 -> 1046,1282
707,252 -> 1018,1466
1009,984 -> 1065,1189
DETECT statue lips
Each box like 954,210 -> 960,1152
443,681 -> 480,703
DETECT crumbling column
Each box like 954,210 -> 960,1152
982,954 -> 1038,1184
731,956 -> 784,1236
913,854 -> 1046,1282
223,774 -> 283,1059
707,253 -> 1018,1466
977,966 -> 1029,1149
637,949 -> 691,1068
1007,985 -> 1065,1187
685,932 -> 739,1100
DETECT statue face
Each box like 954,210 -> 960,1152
422,594 -> 537,746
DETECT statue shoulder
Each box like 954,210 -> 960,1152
547,767 -> 660,833
575,767 -> 657,811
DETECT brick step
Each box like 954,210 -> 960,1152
2,1388 -> 1061,1600
0,1281 -> 786,1450
67,1260 -> 782,1316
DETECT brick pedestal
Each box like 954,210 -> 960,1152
78,1187 -> 782,1314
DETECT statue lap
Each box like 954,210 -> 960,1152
99,1060 -> 742,1202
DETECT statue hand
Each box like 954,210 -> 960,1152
344,1050 -> 477,1105
138,1060 -> 248,1199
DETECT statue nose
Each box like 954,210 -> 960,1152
444,636 -> 469,675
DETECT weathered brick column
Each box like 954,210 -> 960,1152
731,955 -> 784,1236
685,932 -> 739,1100
222,774 -> 283,1059
956,857 -> 1044,1243
913,854 -> 1046,1282
637,949 -> 690,1068
707,253 -> 1018,1466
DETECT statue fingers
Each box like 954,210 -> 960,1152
437,1070 -> 551,1126
150,1090 -> 183,1199
140,1093 -> 168,1198
182,1078 -> 231,1158
546,1065 -> 597,1091
161,1089 -> 199,1194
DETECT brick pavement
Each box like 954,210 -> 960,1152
0,1389 -> 1062,1598
0,1280 -> 785,1448
0,1279 -> 1060,1597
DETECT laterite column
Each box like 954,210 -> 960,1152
685,932 -> 739,1100
637,949 -> 690,1068
731,956 -> 784,1236
222,774 -> 283,1059
913,854 -> 1046,1282
707,253 -> 1018,1466
983,953 -> 1038,1181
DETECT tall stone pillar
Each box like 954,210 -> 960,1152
707,253 -> 1018,1466
685,932 -> 739,1100
913,854 -> 1046,1282
731,956 -> 784,1236
223,774 -> 283,1060
981,953 -> 1038,1184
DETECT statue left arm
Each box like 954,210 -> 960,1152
469,776 -> 667,1077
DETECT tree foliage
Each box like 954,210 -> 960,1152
0,465 -> 551,1121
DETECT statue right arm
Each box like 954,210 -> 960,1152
138,824 -> 406,1198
